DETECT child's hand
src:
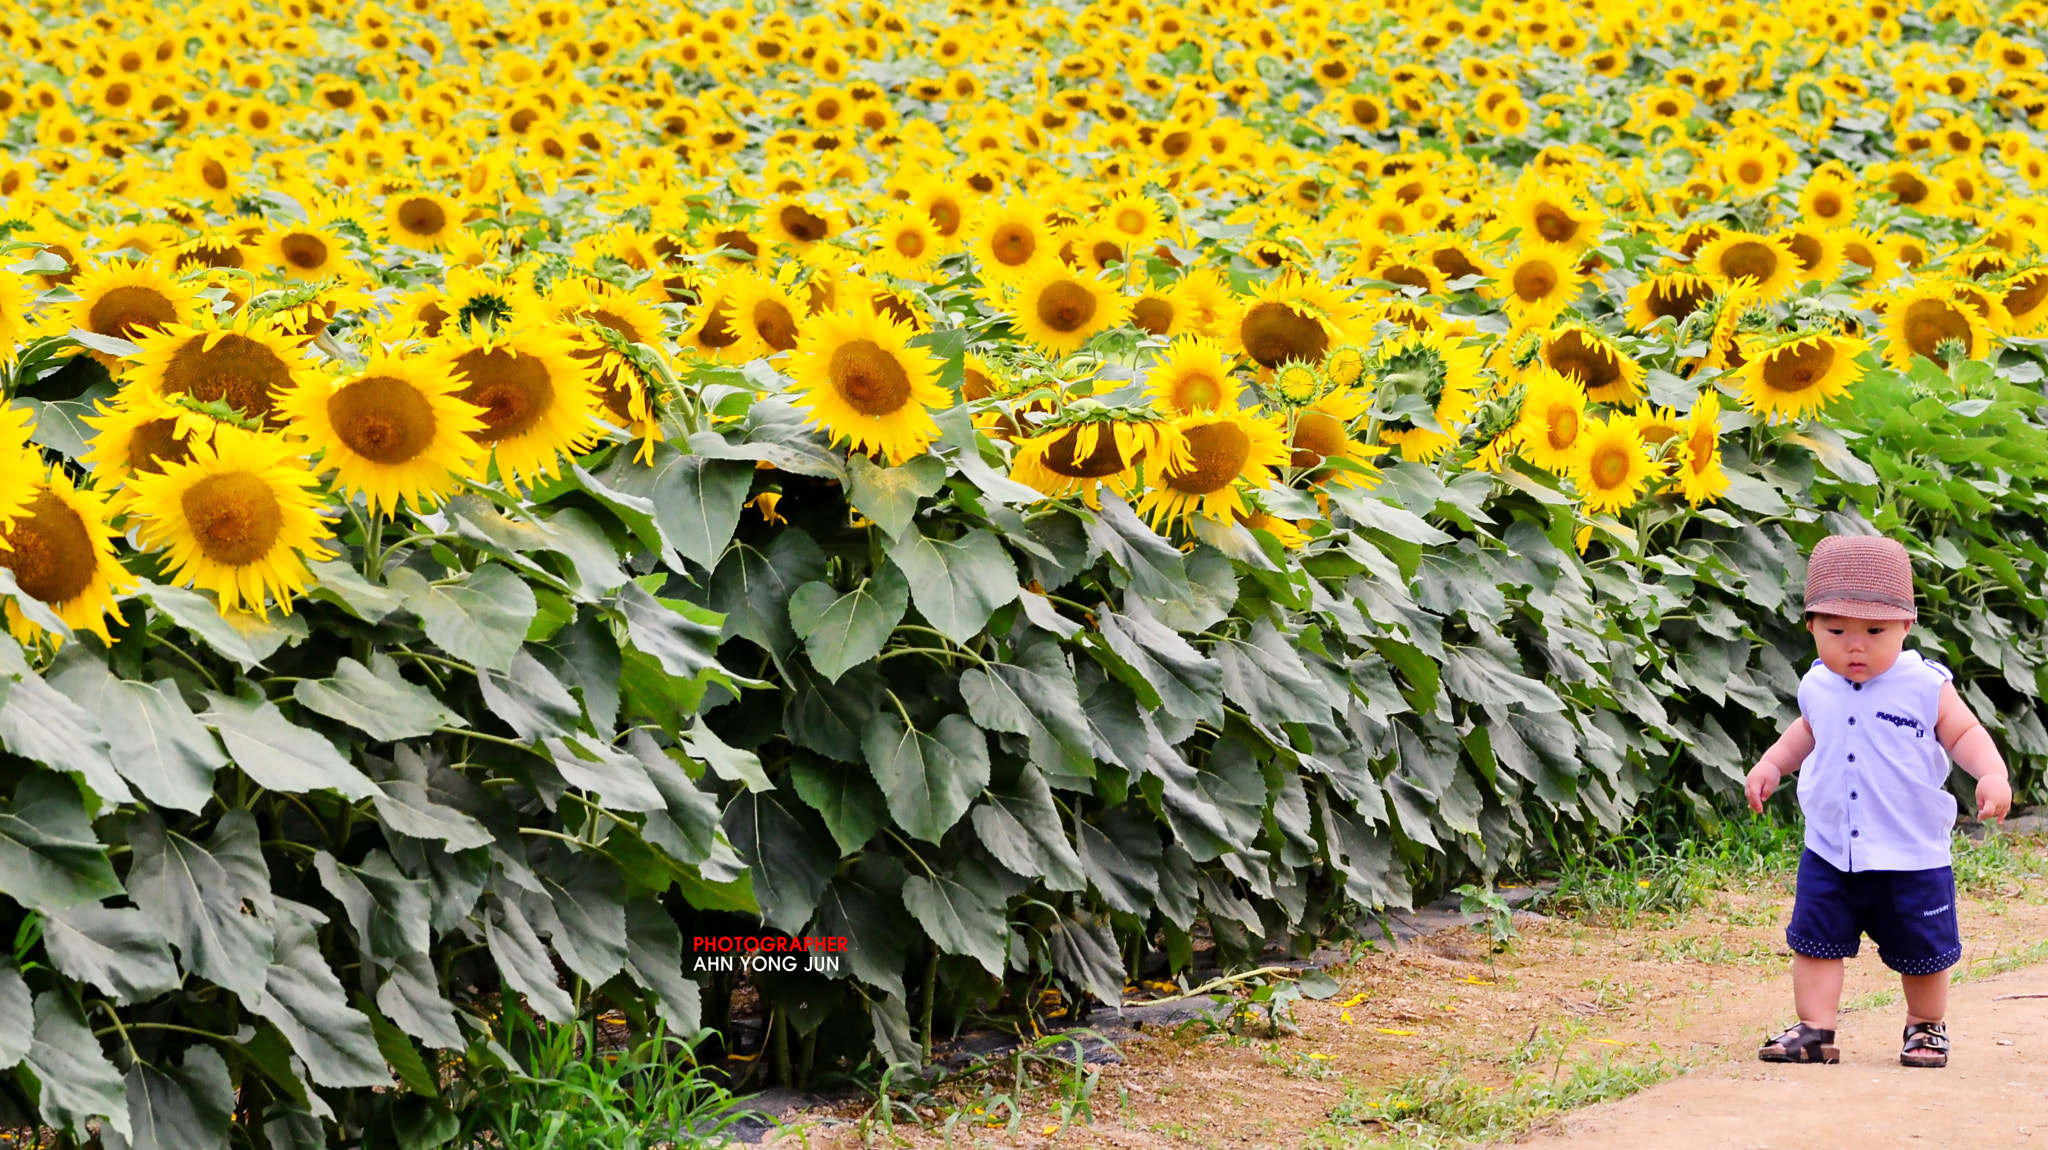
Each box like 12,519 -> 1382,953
1744,761 -> 1783,813
1976,772 -> 2013,823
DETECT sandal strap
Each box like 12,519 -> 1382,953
1902,1022 -> 1950,1052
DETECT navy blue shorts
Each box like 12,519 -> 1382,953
1786,849 -> 1961,975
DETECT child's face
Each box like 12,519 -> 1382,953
1807,614 -> 1911,681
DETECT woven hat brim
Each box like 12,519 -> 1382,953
1804,596 -> 1916,621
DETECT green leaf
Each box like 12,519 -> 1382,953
788,565 -> 910,683
846,453 -> 947,540
790,755 -> 889,856
25,990 -> 129,1142
476,648 -> 583,742
630,732 -> 725,867
862,713 -> 990,844
1076,807 -> 1162,917
958,640 -> 1092,766
106,1046 -> 235,1150
128,811 -> 276,999
0,966 -> 28,1070
140,581 -> 300,668
681,717 -> 771,791
1324,485 -> 1456,545
359,998 -> 438,1097
248,902 -> 391,1088
624,898 -> 702,1034
886,526 -> 1018,644
971,765 -> 1084,890
720,791 -> 836,935
615,581 -> 725,679
374,955 -> 464,1050
1046,910 -> 1123,1007
367,755 -> 494,853
1085,494 -> 1190,602
1718,471 -> 1790,516
200,691 -> 380,799
389,563 -> 537,673
1440,643 -> 1564,712
315,850 -> 432,965
0,661 -> 130,806
533,852 -> 628,985
1213,619 -> 1331,725
811,855 -> 913,998
306,560 -> 406,623
0,772 -> 121,911
294,655 -> 462,742
41,906 -> 180,1006
535,507 -> 629,599
1096,604 -> 1223,724
902,860 -> 1007,977
543,735 -> 664,811
707,531 -> 826,663
608,442 -> 755,570
48,653 -> 223,813
781,660 -> 880,762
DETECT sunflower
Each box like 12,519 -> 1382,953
1695,231 -> 1799,300
764,195 -> 843,247
724,272 -> 806,358
1799,170 -> 1858,227
441,324 -> 602,490
1673,391 -> 1731,507
1238,511 -> 1310,548
1621,404 -> 1687,463
1511,366 -> 1590,474
1128,282 -> 1191,337
1832,228 -> 1900,284
1880,284 -> 1992,371
791,304 -> 951,465
58,260 -> 201,367
1498,244 -> 1584,320
126,425 -> 333,617
80,391 -> 221,488
285,354 -> 486,514
868,208 -> 943,278
1738,332 -> 1869,423
260,222 -> 353,281
1775,226 -> 1841,282
679,274 -> 749,362
1144,336 -> 1240,416
384,189 -> 464,249
1373,327 -> 1486,461
1289,387 -> 1384,487
1541,324 -> 1643,405
1137,407 -> 1290,527
0,273 -> 28,363
1229,272 -> 1358,369
1500,182 -> 1603,251
1009,409 -> 1186,505
0,468 -> 133,646
2001,267 -> 2048,334
967,200 -> 1051,282
129,318 -> 315,428
1572,416 -> 1655,515
1099,189 -> 1164,248
1625,271 -> 1714,330
1011,266 -> 1125,355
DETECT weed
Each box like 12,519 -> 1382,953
1317,1054 -> 1688,1148
1454,884 -> 1517,951
1953,830 -> 2048,899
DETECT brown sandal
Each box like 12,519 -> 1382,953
1900,1021 -> 1949,1068
1759,1022 -> 1840,1064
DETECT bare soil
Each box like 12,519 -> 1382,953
766,838 -> 2048,1149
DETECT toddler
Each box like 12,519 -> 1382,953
1743,534 -> 2012,1068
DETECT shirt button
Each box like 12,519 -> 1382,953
1851,791 -> 1859,799
1852,829 -> 1860,838
1847,754 -> 1855,762
1853,683 -> 1862,690
1849,717 -> 1856,725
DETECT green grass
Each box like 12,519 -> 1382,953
451,1000 -> 765,1149
1314,1054 -> 1688,1148
1541,816 -> 1803,927
1953,828 -> 2048,898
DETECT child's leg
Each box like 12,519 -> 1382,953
1901,969 -> 1949,1025
1793,954 -> 1846,1028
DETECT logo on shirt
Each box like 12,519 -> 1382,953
1875,710 -> 1926,737
1922,904 -> 1950,917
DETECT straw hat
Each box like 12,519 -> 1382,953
1803,534 -> 1916,622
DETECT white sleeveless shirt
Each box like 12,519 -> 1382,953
1795,647 -> 1957,872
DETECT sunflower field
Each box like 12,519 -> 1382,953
2,0 -> 2048,1141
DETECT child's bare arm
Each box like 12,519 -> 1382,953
1935,682 -> 2012,821
1745,717 -> 1814,813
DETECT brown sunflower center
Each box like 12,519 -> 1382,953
1132,296 -> 1175,335
1238,301 -> 1327,368
2005,273 -> 2048,319
454,348 -> 556,443
279,232 -> 329,270
1589,443 -> 1631,488
828,339 -> 912,416
200,159 -> 229,190
1531,202 -> 1578,243
1714,240 -> 1779,283
2,490 -> 97,605
1887,170 -> 1929,206
1812,191 -> 1842,218
1115,208 -> 1148,235
124,417 -> 193,475
991,223 -> 1036,266
1036,280 -> 1098,333
1511,259 -> 1560,302
328,375 -> 437,464
182,471 -> 284,567
695,302 -> 739,349
1290,410 -> 1347,466
779,205 -> 829,242
1545,332 -> 1621,391
752,299 -> 798,351
396,196 -> 448,237
962,367 -> 998,400
927,197 -> 962,235
1783,232 -> 1823,272
1761,340 -> 1835,392
713,229 -> 759,258
894,229 -> 926,258
160,332 -> 292,422
1646,279 -> 1710,321
175,240 -> 244,271
1901,299 -> 1970,363
1379,264 -> 1434,290
1430,248 -> 1480,279
1168,421 -> 1252,495
1043,426 -> 1129,478
1736,159 -> 1766,185
87,285 -> 180,341
1688,423 -> 1715,470
1547,406 -> 1580,451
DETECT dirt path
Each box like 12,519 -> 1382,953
1529,974 -> 2048,1148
